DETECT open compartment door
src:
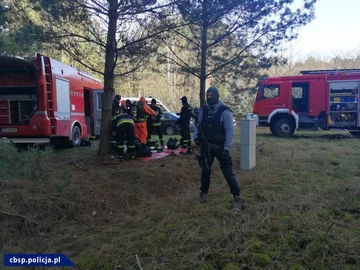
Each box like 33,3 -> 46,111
92,89 -> 103,136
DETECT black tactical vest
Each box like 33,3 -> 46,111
200,105 -> 228,144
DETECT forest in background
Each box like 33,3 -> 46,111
2,0 -> 359,154
1,1 -> 359,115
0,0 -> 319,115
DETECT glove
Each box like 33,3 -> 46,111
221,149 -> 232,166
194,138 -> 200,146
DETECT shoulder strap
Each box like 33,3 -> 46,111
216,105 -> 228,116
202,106 -> 209,118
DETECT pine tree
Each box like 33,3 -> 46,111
161,0 -> 316,107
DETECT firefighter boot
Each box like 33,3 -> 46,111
199,192 -> 208,203
127,144 -> 136,160
232,195 -> 242,212
160,139 -> 164,148
117,146 -> 124,161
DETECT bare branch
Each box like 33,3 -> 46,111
173,27 -> 201,48
55,42 -> 105,75
208,9 -> 308,76
158,50 -> 199,78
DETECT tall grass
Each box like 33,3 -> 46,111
0,131 -> 359,269
0,143 -> 52,182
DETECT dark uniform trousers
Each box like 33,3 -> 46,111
147,120 -> 164,145
180,124 -> 191,148
200,146 -> 240,196
115,114 -> 136,157
111,116 -> 118,152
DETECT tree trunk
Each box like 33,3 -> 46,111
98,0 -> 118,156
199,0 -> 208,108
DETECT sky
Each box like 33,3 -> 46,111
286,0 -> 360,60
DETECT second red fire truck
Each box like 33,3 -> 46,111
0,53 -> 104,146
252,69 -> 360,137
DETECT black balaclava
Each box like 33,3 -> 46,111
206,87 -> 219,106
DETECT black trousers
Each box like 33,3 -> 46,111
180,124 -> 191,147
147,124 -> 163,141
116,123 -> 135,156
200,147 -> 240,196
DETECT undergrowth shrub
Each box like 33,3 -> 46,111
0,142 -> 52,182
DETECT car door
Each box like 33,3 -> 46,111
161,113 -> 172,128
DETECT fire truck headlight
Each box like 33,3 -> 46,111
33,125 -> 37,129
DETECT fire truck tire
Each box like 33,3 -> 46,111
70,126 -> 82,147
274,118 -> 295,137
270,124 -> 276,135
349,131 -> 360,138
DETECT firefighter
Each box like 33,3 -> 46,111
133,96 -> 155,144
110,96 -> 122,152
112,94 -> 121,116
178,96 -> 192,149
147,98 -> 164,147
193,86 -> 242,212
113,106 -> 136,160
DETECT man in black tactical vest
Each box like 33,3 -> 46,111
193,87 -> 242,212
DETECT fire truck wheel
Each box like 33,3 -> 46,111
274,118 -> 295,137
71,126 -> 82,147
349,131 -> 360,138
270,124 -> 276,135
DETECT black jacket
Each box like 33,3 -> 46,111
179,103 -> 192,126
150,105 -> 162,125
112,99 -> 120,116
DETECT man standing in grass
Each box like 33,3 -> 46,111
193,87 -> 242,212
178,96 -> 193,150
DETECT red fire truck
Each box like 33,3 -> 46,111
0,53 -> 104,146
251,69 -> 360,137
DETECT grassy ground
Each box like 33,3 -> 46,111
0,128 -> 359,270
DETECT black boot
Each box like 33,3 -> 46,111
232,195 -> 242,212
199,192 -> 208,203
117,146 -> 124,161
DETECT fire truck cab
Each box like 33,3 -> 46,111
252,69 -> 360,137
0,53 -> 104,146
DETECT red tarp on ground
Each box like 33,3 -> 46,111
138,148 -> 190,162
